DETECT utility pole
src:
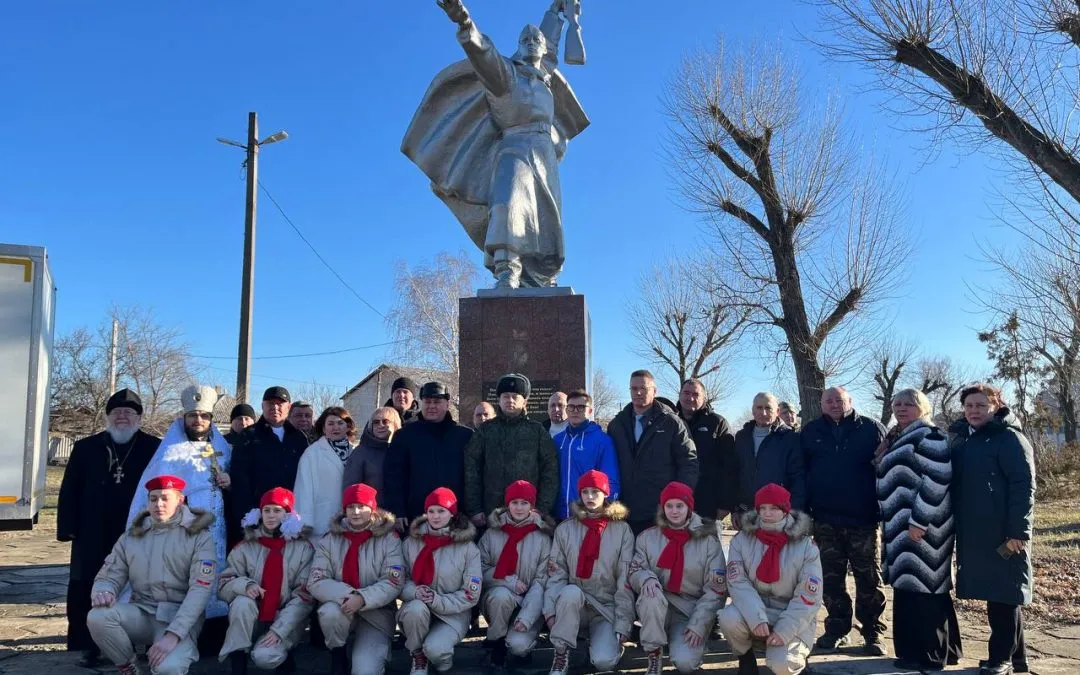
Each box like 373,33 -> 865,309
108,318 -> 118,393
218,114 -> 288,403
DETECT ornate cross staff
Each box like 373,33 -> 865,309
200,443 -> 224,487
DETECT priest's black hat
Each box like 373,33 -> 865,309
106,388 -> 143,415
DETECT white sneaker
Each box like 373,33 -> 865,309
549,648 -> 570,675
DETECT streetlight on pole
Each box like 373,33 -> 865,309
217,112 -> 288,403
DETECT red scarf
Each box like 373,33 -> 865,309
575,517 -> 608,579
257,537 -> 287,621
494,522 -> 539,579
754,529 -> 789,584
657,528 -> 692,593
412,534 -> 453,586
342,530 -> 374,589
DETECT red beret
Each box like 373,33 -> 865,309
145,475 -> 186,492
755,483 -> 792,513
504,479 -> 537,506
660,481 -> 695,511
577,469 -> 610,496
342,483 -> 378,511
424,487 -> 458,515
260,487 -> 295,512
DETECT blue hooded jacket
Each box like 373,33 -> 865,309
552,420 -> 621,519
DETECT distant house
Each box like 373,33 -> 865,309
341,364 -> 456,426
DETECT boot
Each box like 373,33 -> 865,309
492,251 -> 522,289
77,649 -> 101,668
863,635 -> 888,656
980,663 -> 1014,675
814,629 -> 850,652
410,649 -> 430,675
645,648 -> 663,675
549,648 -> 570,675
330,647 -> 349,675
737,651 -> 760,675
229,651 -> 248,675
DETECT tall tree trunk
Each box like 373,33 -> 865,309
774,234 -> 826,419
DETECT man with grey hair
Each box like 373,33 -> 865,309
778,401 -> 800,430
544,391 -> 569,437
57,389 -> 160,667
801,386 -> 888,655
287,400 -> 315,441
732,391 -> 805,518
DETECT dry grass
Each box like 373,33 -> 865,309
957,498 -> 1080,626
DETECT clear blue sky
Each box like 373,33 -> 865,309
0,1 -> 1011,420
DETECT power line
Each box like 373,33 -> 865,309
257,180 -> 384,318
191,339 -> 406,361
196,363 -> 354,391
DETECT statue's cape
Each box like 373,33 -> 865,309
401,57 -> 589,248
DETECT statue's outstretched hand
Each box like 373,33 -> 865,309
549,0 -> 565,15
437,0 -> 470,25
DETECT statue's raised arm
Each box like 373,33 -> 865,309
436,0 -> 471,27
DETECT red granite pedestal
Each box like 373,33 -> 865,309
459,288 -> 591,420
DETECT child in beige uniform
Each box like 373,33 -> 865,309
218,487 -> 313,674
399,487 -> 482,674
309,483 -> 405,675
477,479 -> 553,666
543,469 -> 635,675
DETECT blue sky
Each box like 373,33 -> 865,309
0,1 -> 1013,420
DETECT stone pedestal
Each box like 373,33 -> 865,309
459,288 -> 591,420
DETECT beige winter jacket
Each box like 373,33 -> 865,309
630,510 -> 726,637
727,510 -> 822,644
93,505 -> 217,640
401,514 -> 482,637
477,508 -> 554,627
543,501 -> 636,636
308,509 -> 405,637
218,524 -> 314,640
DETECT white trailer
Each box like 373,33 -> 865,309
0,244 -> 55,530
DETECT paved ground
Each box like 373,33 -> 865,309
1,527 -> 1078,674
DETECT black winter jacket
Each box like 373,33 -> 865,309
229,418 -> 310,525
949,408 -> 1035,606
607,401 -> 698,525
382,412 -> 473,521
801,410 -> 885,527
676,403 -> 739,516
733,420 -> 805,513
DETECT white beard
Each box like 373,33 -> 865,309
107,424 -> 138,444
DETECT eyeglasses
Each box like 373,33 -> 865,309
371,418 -> 393,426
567,404 -> 587,413
188,412 -> 213,421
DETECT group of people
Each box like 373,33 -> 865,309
55,370 -> 1035,675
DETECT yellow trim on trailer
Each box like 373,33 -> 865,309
0,496 -> 18,504
0,257 -> 32,282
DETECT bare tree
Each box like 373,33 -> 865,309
293,379 -> 345,416
385,251 -> 481,392
916,355 -> 983,426
870,337 -> 918,425
627,259 -> 750,397
665,39 -> 911,419
811,0 -> 1080,204
51,306 -> 197,435
590,368 -> 621,424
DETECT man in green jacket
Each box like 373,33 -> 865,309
465,373 -> 560,523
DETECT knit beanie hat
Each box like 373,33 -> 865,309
260,487 -> 295,512
754,483 -> 792,513
342,483 -> 378,511
577,469 -> 610,496
504,479 -> 537,506
659,481 -> 695,511
424,487 -> 458,515
391,377 -> 420,397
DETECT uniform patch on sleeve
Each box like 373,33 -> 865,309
710,568 -> 727,593
726,561 -> 740,582
799,594 -> 815,606
805,576 -> 821,594
389,565 -> 403,586
199,560 -> 216,577
465,576 -> 481,601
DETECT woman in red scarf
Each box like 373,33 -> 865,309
630,481 -> 727,675
543,469 -> 635,675
719,483 -> 822,675
307,483 -> 404,675
398,487 -> 481,675
218,487 -> 313,675
476,480 -> 554,667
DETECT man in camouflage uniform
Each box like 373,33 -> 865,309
802,387 -> 888,655
464,373 -> 560,522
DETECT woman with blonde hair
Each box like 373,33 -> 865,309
294,406 -> 359,537
343,407 -> 402,496
876,388 -> 961,671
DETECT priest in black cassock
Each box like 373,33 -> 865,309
56,388 -> 160,667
